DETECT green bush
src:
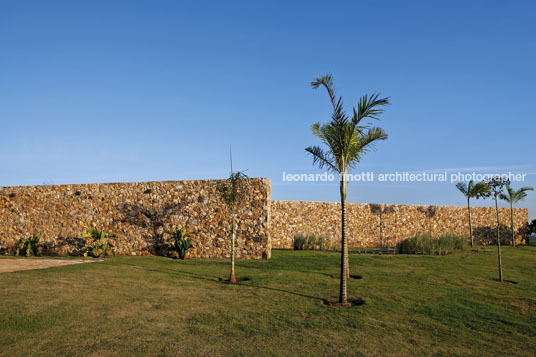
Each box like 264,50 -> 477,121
15,233 -> 42,257
83,228 -> 117,258
397,233 -> 466,255
161,228 -> 194,260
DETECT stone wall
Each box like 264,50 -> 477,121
0,179 -> 271,259
271,200 -> 529,248
0,179 -> 531,258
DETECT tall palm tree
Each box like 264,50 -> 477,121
499,184 -> 533,247
456,180 -> 490,248
306,74 -> 389,305
486,177 -> 509,282
217,152 -> 248,283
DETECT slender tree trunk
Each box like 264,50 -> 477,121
467,198 -> 473,248
379,212 -> 383,250
229,207 -> 237,283
339,176 -> 348,304
510,201 -> 515,247
495,196 -> 503,282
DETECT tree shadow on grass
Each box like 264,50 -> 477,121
113,260 -> 327,302
113,261 -> 221,283
233,261 -> 335,278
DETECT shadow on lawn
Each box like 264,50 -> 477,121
114,260 -> 327,302
232,260 -> 334,278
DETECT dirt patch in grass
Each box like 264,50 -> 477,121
0,258 -> 99,273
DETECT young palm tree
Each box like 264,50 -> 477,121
486,177 -> 509,282
306,74 -> 389,304
217,153 -> 248,283
499,184 -> 533,247
456,180 -> 490,248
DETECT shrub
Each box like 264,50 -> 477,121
293,233 -> 306,250
15,233 -> 42,257
317,234 -> 326,251
306,233 -> 317,250
397,233 -> 466,255
83,228 -> 117,258
293,233 -> 329,251
161,228 -> 194,260
528,219 -> 536,236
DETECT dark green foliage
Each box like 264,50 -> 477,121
528,219 -> 536,245
293,233 -> 306,250
488,224 -> 513,245
83,228 -> 117,258
397,233 -> 466,255
161,228 -> 194,260
15,233 -> 42,257
528,219 -> 536,236
216,169 -> 248,210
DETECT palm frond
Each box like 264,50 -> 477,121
305,145 -> 337,172
353,93 -> 390,125
512,186 -> 533,204
456,182 -> 468,196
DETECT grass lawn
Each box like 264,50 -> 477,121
1,247 -> 535,356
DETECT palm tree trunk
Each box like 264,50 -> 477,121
467,198 -> 473,248
229,207 -> 237,283
510,201 -> 515,247
495,197 -> 503,282
339,177 -> 348,304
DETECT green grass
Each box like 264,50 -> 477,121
1,247 -> 535,356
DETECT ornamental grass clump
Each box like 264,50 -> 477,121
293,234 -> 306,250
397,233 -> 466,255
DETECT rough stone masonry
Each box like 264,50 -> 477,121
0,179 -> 271,259
0,178 -> 530,258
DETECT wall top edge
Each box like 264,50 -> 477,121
0,177 -> 269,190
272,200 -> 529,211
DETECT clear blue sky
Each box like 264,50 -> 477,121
1,0 -> 535,219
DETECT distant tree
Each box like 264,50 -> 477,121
485,177 -> 509,282
418,205 -> 438,237
499,184 -> 533,247
370,204 -> 395,249
217,152 -> 248,283
306,74 -> 389,305
528,219 -> 536,237
456,180 -> 490,247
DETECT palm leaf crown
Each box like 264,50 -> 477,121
499,184 -> 533,204
456,180 -> 490,199
305,74 -> 389,174
217,152 -> 248,209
